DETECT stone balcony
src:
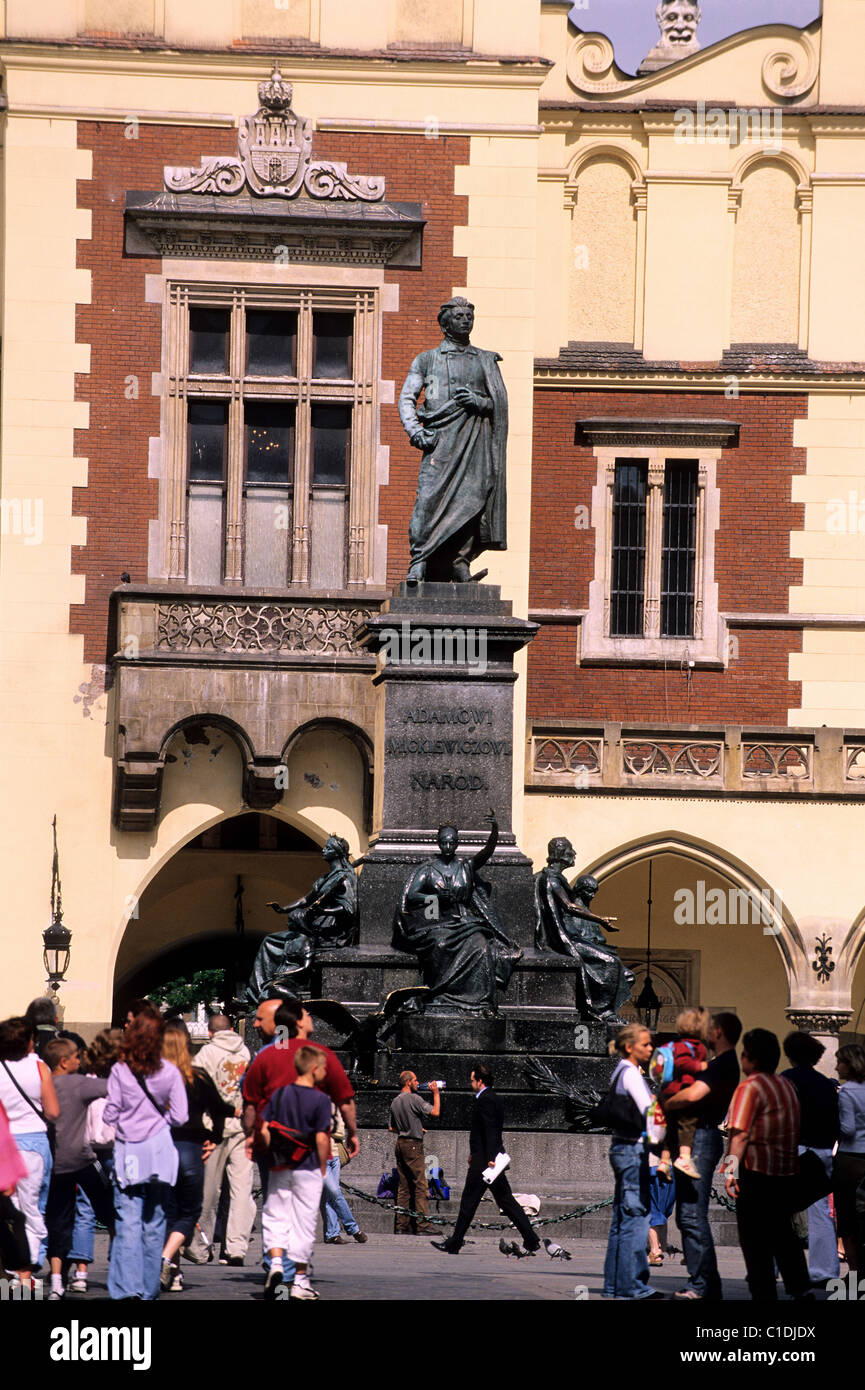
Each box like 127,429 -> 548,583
526,721 -> 865,799
111,584 -> 384,831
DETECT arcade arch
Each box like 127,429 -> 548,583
581,831 -> 804,1042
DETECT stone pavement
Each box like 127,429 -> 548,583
68,1229 -> 761,1301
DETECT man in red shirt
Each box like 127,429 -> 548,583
723,1027 -> 811,1301
242,998 -> 359,1162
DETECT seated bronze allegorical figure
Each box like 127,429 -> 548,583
534,837 -> 635,1023
245,834 -> 358,1006
392,811 -> 522,1015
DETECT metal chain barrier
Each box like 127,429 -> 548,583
708,1185 -> 738,1212
340,1180 -> 614,1231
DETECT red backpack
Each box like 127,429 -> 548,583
265,1087 -> 315,1168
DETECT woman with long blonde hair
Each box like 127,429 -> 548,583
602,1023 -> 663,1300
160,1019 -> 233,1292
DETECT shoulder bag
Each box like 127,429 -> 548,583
0,1058 -> 56,1157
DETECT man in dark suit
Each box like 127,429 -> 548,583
431,1063 -> 565,1257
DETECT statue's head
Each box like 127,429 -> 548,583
547,836 -> 575,867
436,823 -> 459,860
323,834 -> 350,862
438,296 -> 474,342
575,874 -> 599,903
656,0 -> 701,49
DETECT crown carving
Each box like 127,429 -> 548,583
258,65 -> 293,112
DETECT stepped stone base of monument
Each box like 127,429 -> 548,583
330,1131 -> 740,1245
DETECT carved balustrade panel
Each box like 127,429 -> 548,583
622,740 -> 723,781
156,601 -> 372,655
531,735 -> 603,780
742,742 -> 812,780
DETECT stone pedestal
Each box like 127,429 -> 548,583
356,582 -> 538,945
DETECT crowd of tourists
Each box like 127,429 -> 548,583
602,1010 -> 865,1300
0,993 -> 367,1300
1,990 -> 863,1301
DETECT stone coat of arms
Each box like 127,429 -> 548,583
165,65 -> 384,203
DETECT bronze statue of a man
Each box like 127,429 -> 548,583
398,297 -> 507,583
534,837 -> 635,1022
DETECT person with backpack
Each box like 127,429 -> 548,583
102,1010 -> 188,1300
258,1044 -> 332,1300
159,1019 -> 234,1293
600,1022 -> 664,1301
185,1013 -> 255,1266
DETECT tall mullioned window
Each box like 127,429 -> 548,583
608,459 -> 700,640
165,286 -> 378,589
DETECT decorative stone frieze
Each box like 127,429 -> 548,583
527,723 -> 865,798
156,600 -> 372,656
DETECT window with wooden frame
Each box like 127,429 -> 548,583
163,284 -> 379,590
578,421 -> 732,667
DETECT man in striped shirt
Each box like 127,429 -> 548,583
723,1028 -> 811,1300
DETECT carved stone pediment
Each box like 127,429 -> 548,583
165,64 -> 384,203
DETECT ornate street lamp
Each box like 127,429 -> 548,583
635,858 -> 661,1031
43,816 -> 72,1001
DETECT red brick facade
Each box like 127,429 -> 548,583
527,388 -> 807,725
71,122 -> 467,661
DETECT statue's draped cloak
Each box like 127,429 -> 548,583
399,341 -> 507,566
533,867 -> 634,1020
392,856 -> 520,1013
246,863 -> 357,1004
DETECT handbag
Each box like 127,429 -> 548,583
0,1058 -> 56,1157
590,1068 -> 645,1139
788,1148 -> 833,1213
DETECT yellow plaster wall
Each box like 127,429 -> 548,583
642,180 -> 728,361
83,0 -> 157,33
390,0 -> 464,46
809,182 -> 865,362
789,394 -> 865,725
730,162 -> 800,345
817,0 -> 865,105
568,157 -> 636,344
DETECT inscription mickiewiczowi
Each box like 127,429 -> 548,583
398,707 -> 506,794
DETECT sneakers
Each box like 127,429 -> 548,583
290,1275 -> 319,1300
352,1231 -> 368,1243
48,1288 -> 64,1301
159,1258 -> 174,1292
219,1255 -> 244,1267
655,1160 -> 673,1182
67,1274 -> 88,1293
170,1270 -> 184,1292
543,1238 -> 571,1261
674,1156 -> 701,1180
264,1265 -> 284,1300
